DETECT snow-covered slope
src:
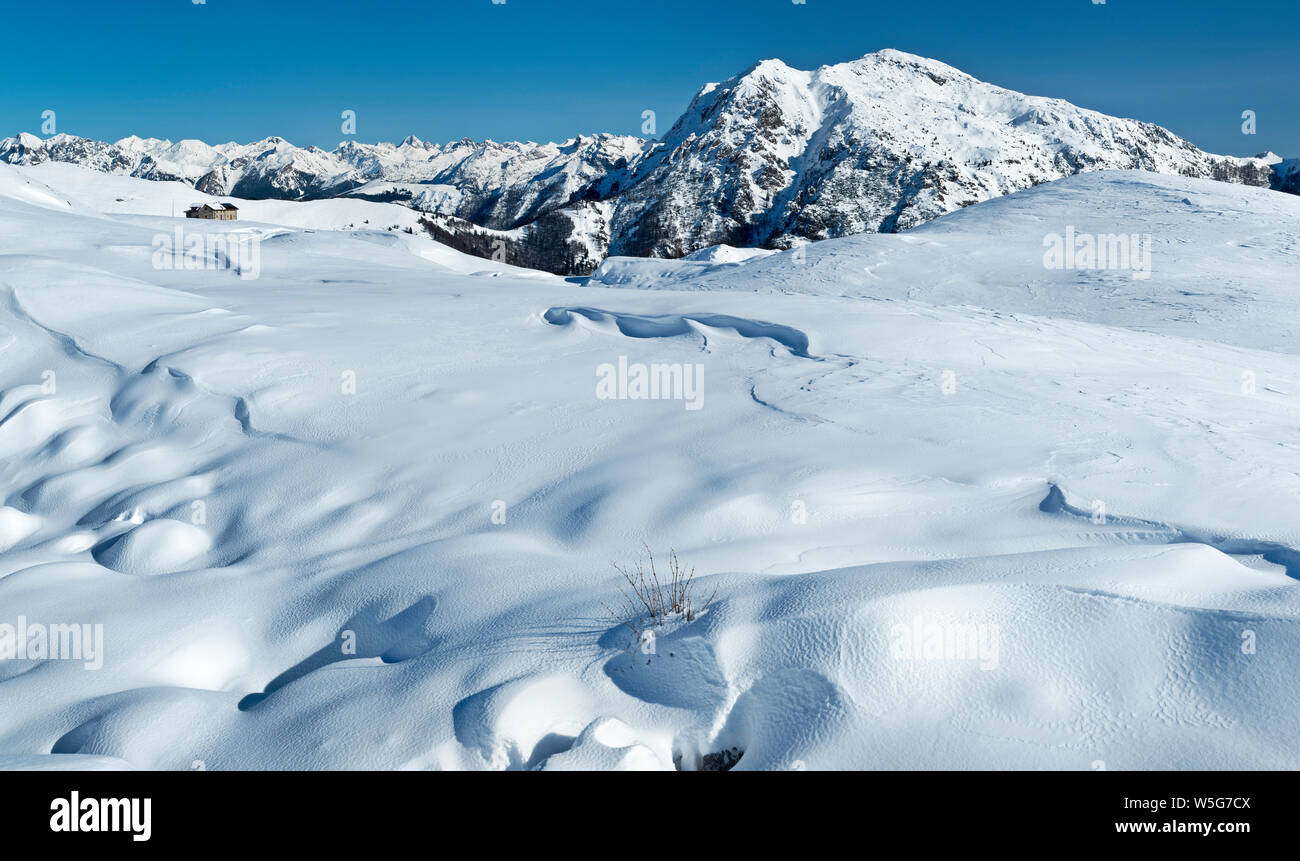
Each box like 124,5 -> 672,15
3,51 -> 1288,276
2,163 -> 1299,770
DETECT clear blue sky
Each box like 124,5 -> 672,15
2,0 -> 1295,157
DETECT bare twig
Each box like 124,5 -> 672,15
606,546 -> 713,635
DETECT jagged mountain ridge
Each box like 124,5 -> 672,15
2,49 -> 1286,274
0,130 -> 647,228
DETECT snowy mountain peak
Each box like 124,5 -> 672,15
603,50 -> 1281,258
398,134 -> 428,149
742,57 -> 799,78
852,48 -> 969,74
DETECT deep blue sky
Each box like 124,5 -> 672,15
2,0 -> 1295,157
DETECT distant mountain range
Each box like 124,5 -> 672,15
4,50 -> 1291,274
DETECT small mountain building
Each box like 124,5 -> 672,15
185,203 -> 239,220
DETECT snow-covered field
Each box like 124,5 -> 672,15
1,161 -> 1298,770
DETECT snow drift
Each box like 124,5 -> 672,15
0,162 -> 1298,770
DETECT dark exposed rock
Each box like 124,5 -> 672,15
701,747 -> 744,771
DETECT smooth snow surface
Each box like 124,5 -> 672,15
1,163 -> 1298,770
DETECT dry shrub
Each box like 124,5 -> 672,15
604,544 -> 716,640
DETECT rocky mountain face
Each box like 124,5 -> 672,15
1271,158 -> 1300,195
2,50 -> 1287,274
418,201 -> 613,276
605,50 -> 1277,257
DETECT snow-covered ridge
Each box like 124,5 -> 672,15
2,50 -> 1289,274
